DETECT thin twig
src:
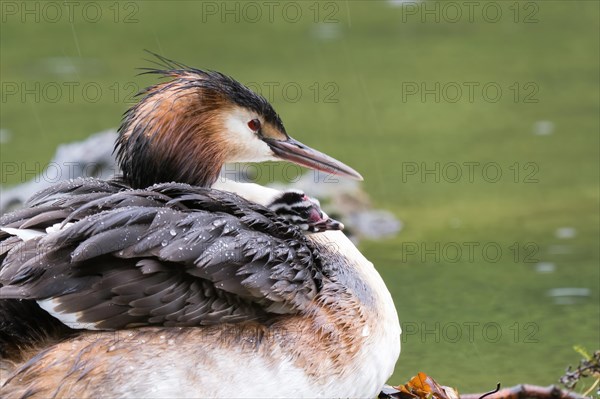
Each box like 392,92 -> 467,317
460,384 -> 587,399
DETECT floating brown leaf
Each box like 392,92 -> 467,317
390,372 -> 459,399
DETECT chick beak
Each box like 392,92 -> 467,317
264,137 -> 363,181
314,217 -> 345,232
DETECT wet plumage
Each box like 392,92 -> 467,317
0,54 -> 399,398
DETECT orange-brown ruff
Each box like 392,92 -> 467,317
0,54 -> 400,398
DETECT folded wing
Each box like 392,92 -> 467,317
0,178 -> 323,330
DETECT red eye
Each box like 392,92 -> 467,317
248,119 -> 261,131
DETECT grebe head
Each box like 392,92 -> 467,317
115,53 -> 362,189
268,189 -> 344,233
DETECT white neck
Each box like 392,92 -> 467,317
212,176 -> 282,206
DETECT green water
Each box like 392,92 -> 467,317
1,1 -> 598,393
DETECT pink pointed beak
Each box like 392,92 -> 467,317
264,137 -> 363,181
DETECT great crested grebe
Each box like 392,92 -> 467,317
0,55 -> 400,398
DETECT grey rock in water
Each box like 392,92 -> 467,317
0,130 -> 118,212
